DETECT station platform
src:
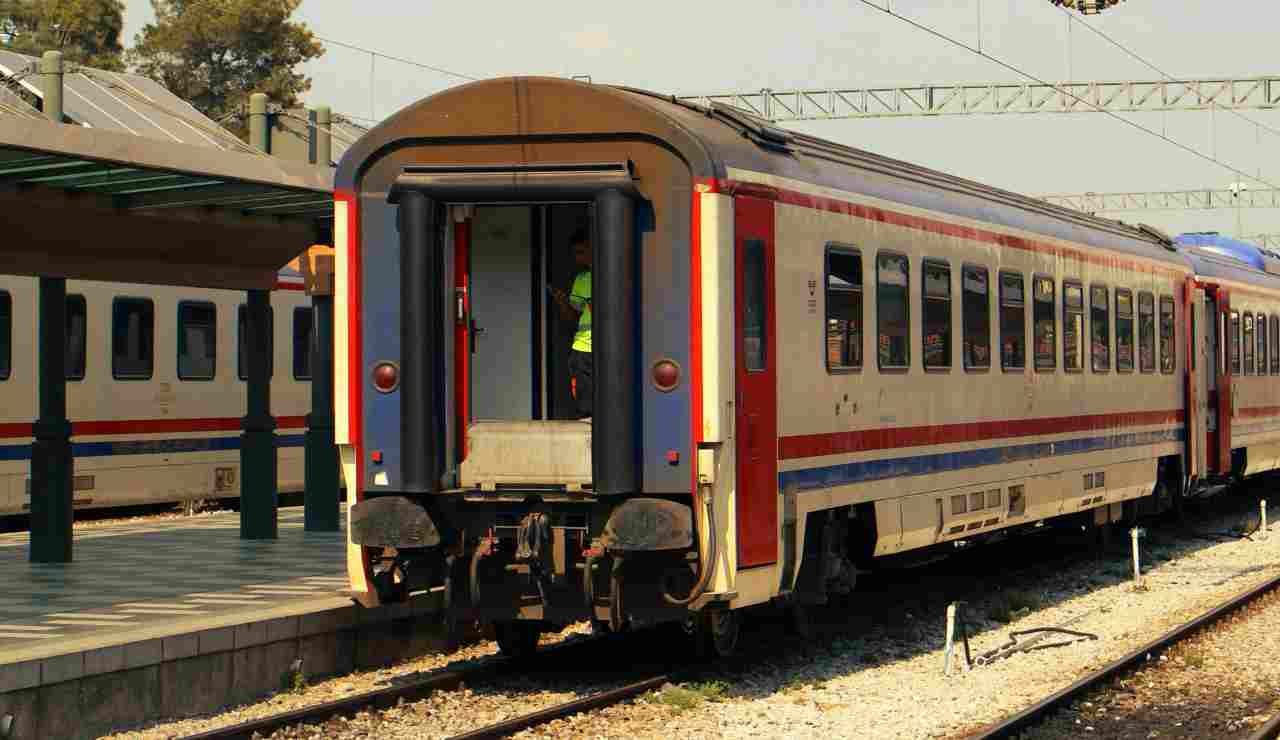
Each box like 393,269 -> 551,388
0,507 -> 448,740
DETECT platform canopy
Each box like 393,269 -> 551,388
0,113 -> 332,290
0,50 -> 333,291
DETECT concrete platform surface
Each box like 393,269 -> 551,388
0,507 -> 347,665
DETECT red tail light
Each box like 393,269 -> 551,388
372,362 -> 399,393
652,359 -> 680,392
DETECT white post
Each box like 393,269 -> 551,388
944,603 -> 958,676
1131,527 -> 1141,583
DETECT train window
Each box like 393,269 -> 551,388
1158,296 -> 1175,374
962,265 -> 991,370
743,239 -> 767,372
1138,292 -> 1156,373
1115,289 -> 1134,372
922,259 -> 951,370
177,301 -> 217,381
112,297 -> 154,380
1272,315 -> 1279,374
877,252 -> 910,370
825,246 -> 863,372
0,291 -> 9,380
237,304 -> 275,380
1063,282 -> 1084,372
293,307 -> 313,380
999,272 -> 1025,371
1244,313 -> 1255,375
1230,311 -> 1241,375
66,294 -> 86,381
1089,285 -> 1110,372
1033,276 -> 1055,371
1258,313 -> 1267,378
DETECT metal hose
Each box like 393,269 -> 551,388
662,484 -> 717,606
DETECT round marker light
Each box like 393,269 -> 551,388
652,359 -> 680,392
372,362 -> 399,393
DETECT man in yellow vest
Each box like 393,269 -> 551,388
551,229 -> 592,418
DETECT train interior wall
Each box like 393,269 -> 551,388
467,204 -> 590,423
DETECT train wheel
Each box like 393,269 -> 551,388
788,603 -> 812,640
493,620 -> 541,659
704,606 -> 740,658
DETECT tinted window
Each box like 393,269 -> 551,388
0,291 -> 9,380
826,248 -> 862,371
1254,309 -> 1264,373
877,253 -> 910,369
999,272 -> 1025,371
1272,315 -> 1279,374
1138,292 -> 1156,373
922,259 -> 950,370
1064,282 -> 1084,371
293,307 -> 313,380
112,298 -> 154,380
743,239 -> 767,372
1090,285 -> 1110,372
178,302 -> 217,380
1034,276 -> 1055,370
1244,313 -> 1256,375
66,294 -> 86,381
1230,311 -> 1241,375
238,304 -> 275,380
1115,289 -> 1134,372
962,266 -> 991,370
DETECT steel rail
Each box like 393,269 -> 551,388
177,638 -> 601,740
444,674 -> 671,740
1251,711 -> 1280,740
970,572 -> 1280,738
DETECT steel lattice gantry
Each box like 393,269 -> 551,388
679,75 -> 1280,121
1041,188 -> 1280,213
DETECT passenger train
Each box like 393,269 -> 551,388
335,77 -> 1280,657
0,270 -> 316,517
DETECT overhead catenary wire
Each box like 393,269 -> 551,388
852,0 -> 1280,195
315,35 -> 479,83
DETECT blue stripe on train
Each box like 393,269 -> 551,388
779,428 -> 1184,492
0,434 -> 307,462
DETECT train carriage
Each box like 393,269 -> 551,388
0,272 -> 315,515
336,77 -> 1277,656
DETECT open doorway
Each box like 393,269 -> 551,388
467,203 -> 591,422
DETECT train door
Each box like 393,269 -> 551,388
469,206 -> 535,420
734,195 -> 778,569
1204,287 -> 1232,474
1189,283 -> 1207,479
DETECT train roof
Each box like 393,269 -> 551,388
1174,232 -> 1280,291
338,77 -> 1185,270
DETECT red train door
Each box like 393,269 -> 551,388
734,194 -> 778,569
1205,286 -> 1232,474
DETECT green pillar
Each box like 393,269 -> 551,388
240,92 -> 277,539
304,291 -> 339,530
30,50 -> 73,563
240,288 -> 278,539
304,107 -> 340,531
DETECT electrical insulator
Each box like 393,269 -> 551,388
1050,0 -> 1124,13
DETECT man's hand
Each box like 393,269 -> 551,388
550,286 -> 577,320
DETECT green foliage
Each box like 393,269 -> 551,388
652,681 -> 728,712
0,0 -> 126,70
128,0 -> 323,134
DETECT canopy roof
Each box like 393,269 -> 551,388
0,113 -> 333,290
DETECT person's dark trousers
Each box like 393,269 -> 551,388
569,349 -> 594,418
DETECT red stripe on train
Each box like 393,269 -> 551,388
702,178 -> 1189,280
779,409 -> 1186,461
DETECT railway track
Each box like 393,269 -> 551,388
176,636 -> 624,740
968,571 -> 1280,739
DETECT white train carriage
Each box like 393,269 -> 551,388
0,272 -> 316,516
335,77 -> 1270,657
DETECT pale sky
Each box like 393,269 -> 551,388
123,1 -> 1280,239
